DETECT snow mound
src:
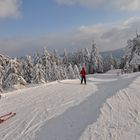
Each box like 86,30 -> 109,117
107,69 -> 121,74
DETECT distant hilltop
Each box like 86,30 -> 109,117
100,48 -> 125,59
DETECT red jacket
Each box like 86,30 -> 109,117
80,68 -> 86,77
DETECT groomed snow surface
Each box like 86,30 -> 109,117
0,70 -> 140,140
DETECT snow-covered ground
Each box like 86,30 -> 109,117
80,74 -> 140,140
0,70 -> 140,140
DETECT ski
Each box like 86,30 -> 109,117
0,112 -> 12,119
0,113 -> 16,124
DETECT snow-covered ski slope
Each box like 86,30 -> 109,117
0,70 -> 140,140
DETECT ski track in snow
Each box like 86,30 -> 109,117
0,72 -> 140,140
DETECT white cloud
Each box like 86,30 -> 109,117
56,0 -> 103,7
0,0 -> 21,19
56,0 -> 140,11
1,17 -> 140,56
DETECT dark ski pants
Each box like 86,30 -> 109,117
81,76 -> 86,84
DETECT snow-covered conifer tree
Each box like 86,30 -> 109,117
123,34 -> 140,72
83,48 -> 90,73
42,48 -> 52,81
90,42 -> 103,73
3,58 -> 26,90
77,49 -> 85,66
0,54 -> 11,91
63,48 -> 69,66
50,62 -> 60,80
110,53 -> 114,70
34,52 -> 42,65
97,55 -> 103,73
52,49 -> 60,65
32,63 -> 45,84
73,64 -> 80,79
42,48 -> 51,65
21,55 -> 33,83
59,66 -> 68,79
0,65 -> 4,92
67,64 -> 75,79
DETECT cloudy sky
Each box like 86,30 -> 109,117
0,0 -> 140,56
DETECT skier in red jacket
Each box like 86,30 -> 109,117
80,67 -> 86,84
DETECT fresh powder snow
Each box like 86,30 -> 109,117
0,70 -> 140,140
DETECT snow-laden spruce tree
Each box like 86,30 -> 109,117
34,52 -> 42,65
73,64 -> 80,79
83,48 -> 90,73
59,66 -> 68,79
0,54 -> 11,91
90,43 -> 98,70
51,62 -> 61,81
110,53 -> 114,70
44,63 -> 52,82
76,48 -> 85,66
62,48 -> 69,66
122,40 -> 133,71
123,34 -> 140,72
79,64 -> 82,72
90,42 -> 103,73
0,54 -> 11,68
67,64 -> 75,79
32,63 -> 45,84
3,58 -> 26,90
129,53 -> 140,71
41,48 -> 52,81
52,49 -> 61,65
102,56 -> 110,72
97,55 -> 103,73
0,65 -> 4,92
42,48 -> 51,65
21,55 -> 33,83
